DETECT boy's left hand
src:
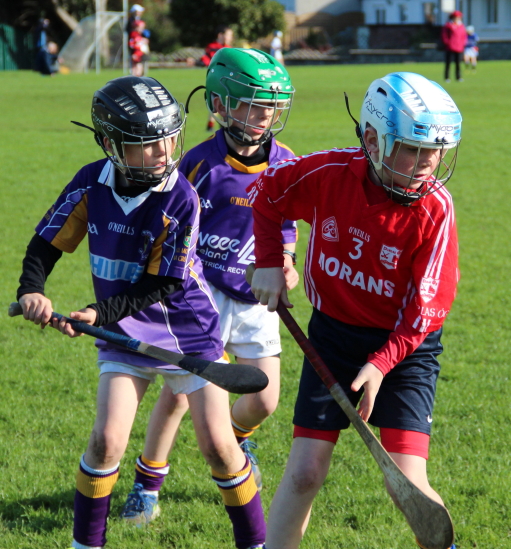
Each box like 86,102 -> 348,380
351,362 -> 384,422
51,307 -> 97,338
283,261 -> 299,291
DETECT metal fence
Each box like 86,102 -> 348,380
0,24 -> 35,71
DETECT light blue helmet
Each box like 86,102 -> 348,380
359,72 -> 462,204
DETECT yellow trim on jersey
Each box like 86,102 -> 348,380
146,217 -> 171,275
51,194 -> 88,253
275,140 -> 294,154
186,159 -> 205,185
76,468 -> 119,499
224,154 -> 269,174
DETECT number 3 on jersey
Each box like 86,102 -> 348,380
349,237 -> 364,260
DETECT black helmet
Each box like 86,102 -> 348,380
91,76 -> 186,186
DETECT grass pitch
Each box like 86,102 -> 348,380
1,61 -> 511,548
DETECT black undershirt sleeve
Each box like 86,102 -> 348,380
17,234 -> 182,327
87,274 -> 182,327
17,233 -> 63,300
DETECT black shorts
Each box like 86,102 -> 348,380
293,308 -> 443,435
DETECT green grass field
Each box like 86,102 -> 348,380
1,61 -> 511,548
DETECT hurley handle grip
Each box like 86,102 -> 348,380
8,302 -> 141,351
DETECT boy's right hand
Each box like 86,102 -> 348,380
18,293 -> 53,328
250,267 -> 293,312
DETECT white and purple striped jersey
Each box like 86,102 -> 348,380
180,130 -> 297,304
36,158 -> 224,368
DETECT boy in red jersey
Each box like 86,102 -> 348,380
248,72 -> 461,549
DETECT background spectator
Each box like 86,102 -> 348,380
441,10 -> 467,82
129,20 -> 150,76
464,26 -> 479,73
270,30 -> 284,64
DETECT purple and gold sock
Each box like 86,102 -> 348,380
73,455 -> 119,548
231,407 -> 261,444
212,456 -> 266,549
134,455 -> 169,492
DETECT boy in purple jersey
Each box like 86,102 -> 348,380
16,76 -> 266,549
120,48 -> 298,520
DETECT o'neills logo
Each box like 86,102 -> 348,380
322,216 -> 339,242
420,277 -> 440,303
380,245 -> 402,270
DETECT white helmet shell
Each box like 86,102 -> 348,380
360,72 -> 462,172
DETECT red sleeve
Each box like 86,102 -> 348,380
441,24 -> 451,47
367,316 -> 428,375
403,195 -> 459,333
253,204 -> 285,268
247,155 -> 319,268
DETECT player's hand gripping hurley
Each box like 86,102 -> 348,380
9,302 -> 268,395
245,266 -> 454,549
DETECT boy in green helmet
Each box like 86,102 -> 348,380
120,48 -> 299,531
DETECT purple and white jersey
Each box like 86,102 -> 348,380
36,158 -> 223,369
180,130 -> 297,303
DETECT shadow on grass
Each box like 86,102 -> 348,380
0,490 -> 74,533
1,485 -> 223,538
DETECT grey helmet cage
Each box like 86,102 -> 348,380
92,76 -> 186,186
359,72 -> 462,205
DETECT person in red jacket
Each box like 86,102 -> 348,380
442,10 -> 467,82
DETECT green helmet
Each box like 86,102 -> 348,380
206,48 -> 294,146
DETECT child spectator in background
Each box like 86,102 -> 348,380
186,25 -> 234,131
464,26 -> 479,72
270,31 -> 284,65
129,20 -> 150,76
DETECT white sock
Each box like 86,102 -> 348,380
140,488 -> 158,497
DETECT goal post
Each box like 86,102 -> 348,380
59,0 -> 129,73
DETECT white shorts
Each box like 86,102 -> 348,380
465,47 -> 478,58
211,286 -> 281,359
98,361 -> 210,395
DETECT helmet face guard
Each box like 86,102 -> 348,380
92,76 -> 186,187
216,77 -> 293,146
378,134 -> 460,205
205,48 -> 294,147
95,105 -> 186,187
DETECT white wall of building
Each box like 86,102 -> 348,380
360,0 -> 511,39
277,0 -> 360,16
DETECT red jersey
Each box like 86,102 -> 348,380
248,147 -> 459,373
201,42 -> 228,66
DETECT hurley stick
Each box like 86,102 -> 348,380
9,302 -> 268,395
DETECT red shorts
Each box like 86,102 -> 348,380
294,425 -> 430,459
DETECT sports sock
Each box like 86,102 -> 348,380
73,455 -> 119,548
231,407 -> 261,444
71,541 -> 102,549
134,455 -> 169,492
211,456 -> 266,549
